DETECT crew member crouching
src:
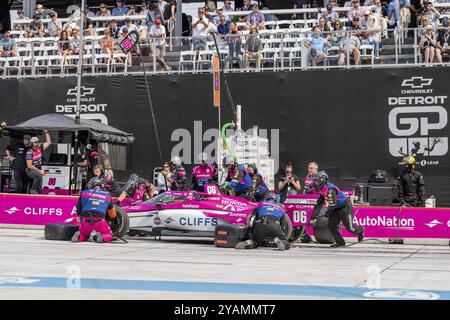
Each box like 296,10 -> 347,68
72,178 -> 116,243
235,198 -> 290,251
222,160 -> 253,200
247,164 -> 271,202
310,172 -> 364,248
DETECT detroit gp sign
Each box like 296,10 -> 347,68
388,76 -> 448,166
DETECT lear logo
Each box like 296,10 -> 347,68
5,207 -> 20,215
66,86 -> 95,98
401,77 -> 433,89
425,219 -> 442,228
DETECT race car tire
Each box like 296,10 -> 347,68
106,205 -> 130,238
289,227 -> 303,243
45,223 -> 79,241
246,213 -> 293,241
313,215 -> 337,244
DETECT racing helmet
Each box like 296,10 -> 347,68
222,156 -> 236,172
198,152 -> 208,165
90,177 -> 103,189
171,156 -> 182,167
403,156 -> 416,169
313,171 -> 328,192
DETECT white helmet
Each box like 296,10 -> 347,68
198,152 -> 208,162
171,156 -> 182,166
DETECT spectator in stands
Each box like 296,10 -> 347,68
35,4 -> 50,20
240,0 -> 255,11
410,0 -> 424,29
308,0 -> 321,20
157,162 -> 172,193
332,19 -> 347,45
305,26 -> 331,66
47,12 -> 62,38
362,12 -> 381,57
399,0 -> 412,38
14,10 -> 29,31
437,18 -> 449,59
0,32 -> 17,57
140,1 -> 150,26
422,2 -> 441,27
419,15 -> 431,35
420,25 -> 441,64
163,0 -> 177,25
58,30 -> 73,56
278,162 -> 301,202
244,27 -> 263,69
318,16 -> 332,40
70,27 -> 81,55
192,8 -> 210,51
63,16 -> 77,33
360,10 -> 371,29
127,4 -> 138,16
84,5 -> 96,18
158,0 -> 169,17
26,14 -> 44,38
101,28 -> 116,56
338,30 -> 362,65
147,2 -> 163,29
217,15 -> 231,37
112,0 -> 129,27
121,17 -> 139,36
373,0 -> 389,39
246,5 -> 266,30
213,7 -> 230,25
224,1 -> 234,12
149,18 -> 171,71
386,0 -> 399,29
226,22 -> 244,68
350,16 -> 361,30
85,19 -> 95,36
97,3 -> 112,17
182,13 -> 192,37
110,19 -> 121,39
347,0 -> 365,25
323,4 -> 340,29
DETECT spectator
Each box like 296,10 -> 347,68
101,28 -> 116,56
163,0 -> 177,25
213,7 -> 230,26
26,131 -> 51,194
332,19 -> 346,46
420,25 -> 441,65
373,0 -> 389,39
338,31 -> 362,65
226,22 -> 244,68
110,19 -> 121,39
192,7 -> 210,51
62,16 -> 77,31
422,2 -> 441,27
224,0 -> 234,12
350,16 -> 361,30
26,14 -> 44,38
410,0 -> 424,29
70,27 -> 81,55
419,15 -> 431,36
308,0 -> 321,20
157,162 -> 172,193
5,134 -> 31,194
35,4 -> 50,19
277,162 -> 301,202
217,15 -> 231,37
96,3 -> 112,17
127,4 -> 138,16
318,16 -> 332,41
112,0 -> 129,27
120,17 -> 139,36
240,0 -> 255,11
149,19 -> 171,71
84,5 -> 96,18
147,2 -> 163,29
244,27 -> 263,69
58,30 -> 73,56
360,10 -> 371,29
386,0 -> 399,28
182,13 -> 193,37
305,26 -> 331,66
139,1 -> 150,26
347,0 -> 365,25
323,4 -> 340,27
399,0 -> 412,38
47,11 -> 62,37
14,10 -> 29,31
436,18 -> 449,59
158,0 -> 169,17
0,31 -> 17,57
84,19 -> 95,36
362,12 -> 381,57
246,5 -> 265,30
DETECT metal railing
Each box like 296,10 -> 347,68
1,27 -> 449,79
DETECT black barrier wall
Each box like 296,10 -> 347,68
1,68 -> 449,205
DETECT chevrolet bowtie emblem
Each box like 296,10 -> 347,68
401,77 -> 433,89
67,86 -> 95,97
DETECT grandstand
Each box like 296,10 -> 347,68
0,1 -> 449,78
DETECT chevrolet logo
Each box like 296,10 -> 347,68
401,77 -> 433,89
67,86 -> 95,97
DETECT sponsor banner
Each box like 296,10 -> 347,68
0,193 -> 78,225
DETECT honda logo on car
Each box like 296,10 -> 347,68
179,217 -> 218,227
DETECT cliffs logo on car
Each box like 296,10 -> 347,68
388,76 -> 448,167
179,217 -> 218,227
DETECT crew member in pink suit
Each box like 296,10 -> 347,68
71,178 -> 116,243
191,153 -> 217,192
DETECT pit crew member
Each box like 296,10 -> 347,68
168,156 -> 187,191
25,130 -> 51,194
192,153 -> 217,192
397,156 -> 425,207
247,164 -> 271,202
222,159 -> 253,200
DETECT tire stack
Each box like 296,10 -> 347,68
214,224 -> 251,248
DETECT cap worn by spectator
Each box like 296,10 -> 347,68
30,137 -> 39,143
24,134 -> 31,140
364,10 -> 370,15
327,4 -> 332,10
37,4 -> 43,9
155,18 -> 162,25
33,14 -> 40,19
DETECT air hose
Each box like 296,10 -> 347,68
221,122 -> 237,162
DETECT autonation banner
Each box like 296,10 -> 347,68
0,68 -> 449,205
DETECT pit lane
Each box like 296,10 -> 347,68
0,228 -> 450,300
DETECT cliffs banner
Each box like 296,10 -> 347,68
0,68 -> 449,205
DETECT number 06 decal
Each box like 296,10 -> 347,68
206,185 -> 218,195
292,210 -> 307,224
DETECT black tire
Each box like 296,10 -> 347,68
45,223 -> 79,241
289,227 -> 303,243
313,216 -> 338,244
106,205 -> 130,238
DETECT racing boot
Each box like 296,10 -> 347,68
273,237 -> 286,251
93,233 -> 104,243
71,231 -> 80,243
358,230 -> 364,242
235,239 -> 255,250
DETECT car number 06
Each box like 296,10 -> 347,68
293,210 -> 307,224
207,186 -> 217,195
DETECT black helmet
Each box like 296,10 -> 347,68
90,177 -> 103,188
222,156 -> 236,172
313,171 -> 328,192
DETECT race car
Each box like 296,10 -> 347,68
121,184 -> 298,242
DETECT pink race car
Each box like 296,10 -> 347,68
121,184 -> 302,242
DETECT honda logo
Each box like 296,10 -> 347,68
402,77 -> 433,89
